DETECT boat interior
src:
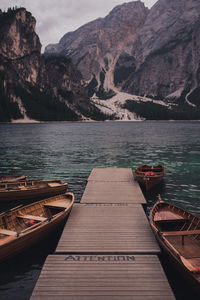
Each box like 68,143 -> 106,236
154,209 -> 200,271
0,196 -> 72,241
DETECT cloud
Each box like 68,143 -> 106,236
0,0 -> 157,50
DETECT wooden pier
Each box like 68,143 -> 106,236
31,168 -> 175,299
55,203 -> 160,254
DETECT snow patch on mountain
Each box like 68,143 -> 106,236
91,90 -> 168,121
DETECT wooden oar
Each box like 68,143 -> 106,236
180,256 -> 200,273
165,237 -> 200,273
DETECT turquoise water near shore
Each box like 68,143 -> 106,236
0,121 -> 200,299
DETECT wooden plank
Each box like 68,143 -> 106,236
162,229 -> 200,236
30,168 -> 174,299
81,181 -> 146,204
44,200 -> 67,209
17,214 -> 47,222
0,228 -> 17,236
56,204 -> 160,254
154,211 -> 186,221
88,168 -> 134,182
30,254 -> 175,300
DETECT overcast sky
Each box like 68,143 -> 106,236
1,0 -> 157,51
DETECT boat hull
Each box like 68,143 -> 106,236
134,165 -> 165,191
135,174 -> 164,191
0,212 -> 66,262
154,230 -> 200,296
0,193 -> 74,262
0,180 -> 68,202
150,201 -> 200,296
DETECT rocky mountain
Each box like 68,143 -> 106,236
0,8 -> 106,122
2,1 -> 200,122
46,0 -> 200,120
45,1 -> 149,99
122,0 -> 200,103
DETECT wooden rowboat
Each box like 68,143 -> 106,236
134,165 -> 165,191
0,192 -> 74,262
0,175 -> 27,183
150,200 -> 200,295
0,179 -> 68,202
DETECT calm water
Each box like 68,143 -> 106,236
0,121 -> 200,299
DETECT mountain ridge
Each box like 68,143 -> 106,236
123,0 -> 200,101
0,7 -> 108,122
45,1 -> 149,90
1,1 -> 200,122
45,0 -> 200,120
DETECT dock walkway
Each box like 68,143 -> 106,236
82,168 -> 146,204
31,168 -> 175,299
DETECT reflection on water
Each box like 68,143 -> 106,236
0,121 -> 200,299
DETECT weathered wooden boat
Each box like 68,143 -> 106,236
0,179 -> 68,202
134,164 -> 165,191
0,192 -> 74,262
0,175 -> 27,183
150,200 -> 200,295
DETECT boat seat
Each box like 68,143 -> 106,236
162,229 -> 200,245
18,186 -> 27,190
17,214 -> 47,222
44,201 -> 67,209
162,229 -> 200,236
48,183 -> 61,187
0,228 -> 17,236
154,211 -> 187,222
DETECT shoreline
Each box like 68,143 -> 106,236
1,119 -> 200,124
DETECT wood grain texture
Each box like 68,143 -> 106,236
88,168 -> 134,182
56,204 -> 160,254
81,181 -> 146,204
31,255 -> 175,300
30,169 -> 175,299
